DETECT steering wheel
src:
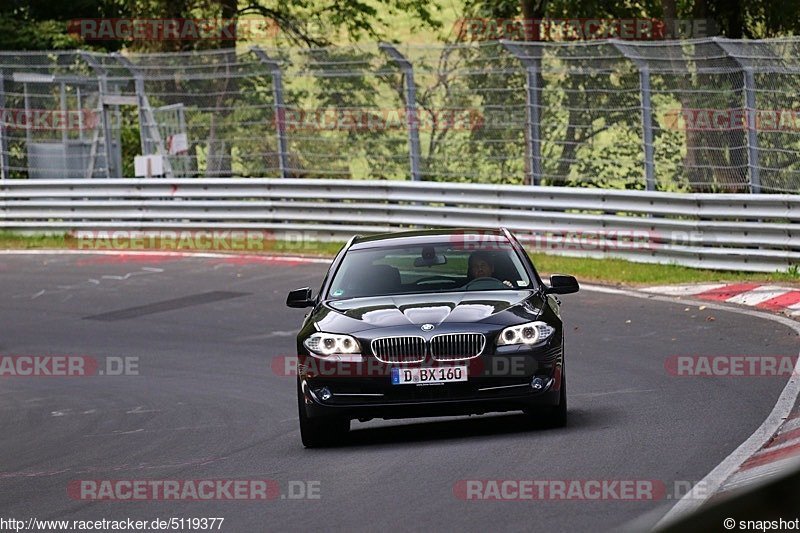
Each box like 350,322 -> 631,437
464,277 -> 506,290
414,275 -> 459,285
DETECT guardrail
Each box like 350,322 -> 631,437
1,178 -> 798,272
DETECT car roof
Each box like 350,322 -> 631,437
349,228 -> 509,250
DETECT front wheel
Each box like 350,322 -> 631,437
297,381 -> 350,448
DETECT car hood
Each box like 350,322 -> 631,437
314,291 -> 544,333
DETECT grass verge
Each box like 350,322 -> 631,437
0,231 -> 797,286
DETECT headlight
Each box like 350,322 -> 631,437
497,321 -> 555,346
303,332 -> 361,356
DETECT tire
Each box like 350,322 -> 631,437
297,381 -> 350,448
542,373 -> 567,428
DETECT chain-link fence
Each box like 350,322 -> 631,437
1,38 -> 798,192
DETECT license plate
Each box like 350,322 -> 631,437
391,365 -> 468,385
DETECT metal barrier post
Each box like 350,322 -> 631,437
611,41 -> 655,191
714,38 -> 761,193
114,55 -> 149,156
501,41 -> 542,186
639,66 -> 656,191
251,47 -> 289,179
379,43 -> 422,182
81,53 -> 117,179
0,71 -> 8,180
743,67 -> 761,193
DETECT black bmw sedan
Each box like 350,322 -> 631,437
286,228 -> 579,447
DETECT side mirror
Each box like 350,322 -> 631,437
286,287 -> 315,308
545,274 -> 579,295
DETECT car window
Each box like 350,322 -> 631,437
327,241 -> 533,299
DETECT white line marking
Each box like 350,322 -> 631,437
580,284 -> 800,528
572,388 -> 656,398
726,286 -> 793,306
235,330 -> 297,342
640,283 -> 727,296
126,406 -> 160,414
101,271 -> 152,280
85,428 -> 146,436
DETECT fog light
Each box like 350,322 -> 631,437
315,387 -> 333,401
531,377 -> 546,390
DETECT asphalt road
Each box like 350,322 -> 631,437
0,252 -> 797,532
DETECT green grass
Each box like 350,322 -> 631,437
1,231 -> 797,286
527,251 -> 800,286
0,231 -> 69,249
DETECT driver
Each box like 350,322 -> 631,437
466,251 -> 514,287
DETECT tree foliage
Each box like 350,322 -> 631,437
0,0 -> 441,51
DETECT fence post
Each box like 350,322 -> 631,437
743,67 -> 761,193
610,41 -> 655,191
0,71 -> 8,180
114,55 -> 149,156
501,40 -> 542,186
114,54 -> 176,178
379,43 -> 421,182
639,66 -> 656,191
251,47 -> 289,179
80,53 -> 117,179
714,38 -> 761,193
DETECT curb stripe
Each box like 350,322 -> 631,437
696,283 -> 762,301
726,286 -> 793,306
740,441 -> 800,470
645,283 -> 800,318
758,291 -> 800,311
720,456 -> 800,493
768,427 -> 800,448
780,414 -> 800,434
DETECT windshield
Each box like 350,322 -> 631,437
327,241 -> 534,299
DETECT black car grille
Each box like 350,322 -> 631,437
370,333 -> 486,363
429,333 -> 486,361
371,336 -> 427,363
